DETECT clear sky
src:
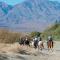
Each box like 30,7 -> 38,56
0,0 -> 60,5
0,0 -> 25,5
50,0 -> 60,2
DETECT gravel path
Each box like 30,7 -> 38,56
0,41 -> 60,60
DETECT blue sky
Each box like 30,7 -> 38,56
0,0 -> 25,5
51,0 -> 60,2
0,0 -> 60,5
50,0 -> 60,2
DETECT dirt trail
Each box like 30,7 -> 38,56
0,41 -> 60,60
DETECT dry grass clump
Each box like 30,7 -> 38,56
0,29 -> 21,43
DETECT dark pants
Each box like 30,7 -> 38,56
47,40 -> 53,48
34,40 -> 38,49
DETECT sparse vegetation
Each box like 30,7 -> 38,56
42,22 -> 60,41
0,29 -> 21,43
30,32 -> 41,37
0,21 -> 60,43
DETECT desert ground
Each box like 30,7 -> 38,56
0,41 -> 60,60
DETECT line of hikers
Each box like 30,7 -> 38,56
19,35 -> 53,50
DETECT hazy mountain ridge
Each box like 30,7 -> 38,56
0,2 -> 13,28
0,2 -> 13,14
0,0 -> 60,32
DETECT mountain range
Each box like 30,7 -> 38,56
0,0 -> 60,32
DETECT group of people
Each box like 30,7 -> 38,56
19,35 -> 54,51
19,37 -> 30,46
32,36 -> 43,49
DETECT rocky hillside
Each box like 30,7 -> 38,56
42,23 -> 60,40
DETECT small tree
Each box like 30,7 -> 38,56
30,32 -> 41,37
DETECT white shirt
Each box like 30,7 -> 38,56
48,36 -> 52,40
34,38 -> 38,41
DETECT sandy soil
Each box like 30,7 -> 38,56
0,41 -> 60,60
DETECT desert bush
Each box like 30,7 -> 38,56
0,29 -> 21,43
